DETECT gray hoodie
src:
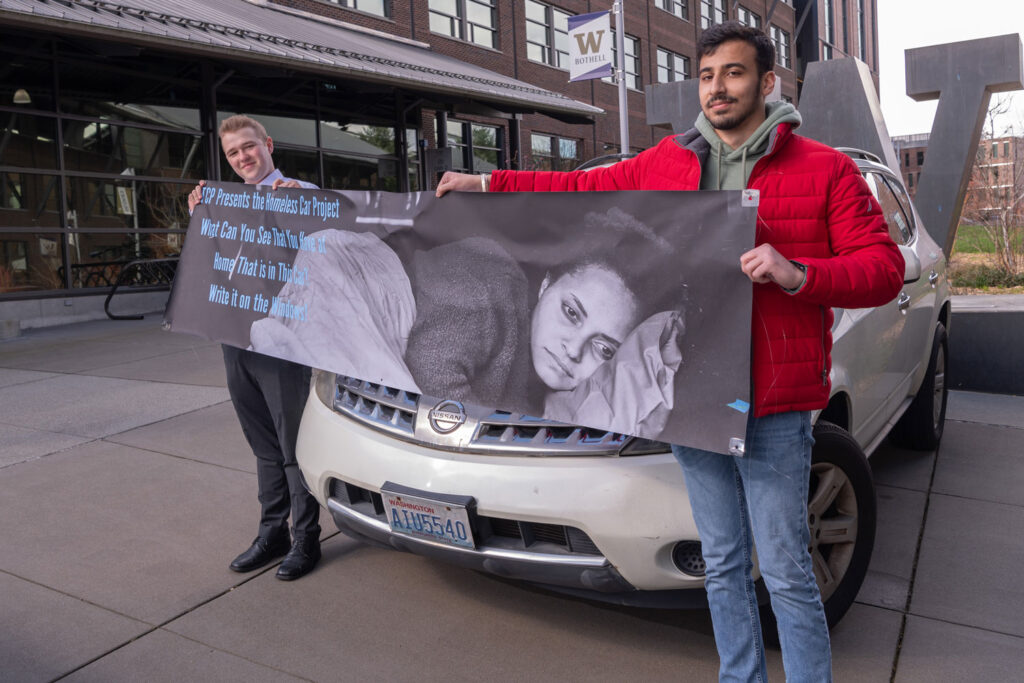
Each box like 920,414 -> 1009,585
696,101 -> 802,191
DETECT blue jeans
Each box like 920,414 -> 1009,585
672,411 -> 832,683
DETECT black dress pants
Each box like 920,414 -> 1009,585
222,345 -> 320,542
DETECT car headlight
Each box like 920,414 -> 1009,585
313,368 -> 337,408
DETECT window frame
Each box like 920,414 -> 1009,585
332,0 -> 390,18
736,5 -> 761,29
770,24 -> 792,70
654,0 -> 688,21
428,0 -> 498,49
445,119 -> 505,174
699,0 -> 726,29
856,0 -> 866,59
601,32 -> 641,91
530,132 -> 581,172
656,47 -> 690,84
525,0 -> 571,69
823,0 -> 835,60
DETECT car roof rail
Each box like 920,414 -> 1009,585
835,147 -> 883,165
573,152 -> 638,172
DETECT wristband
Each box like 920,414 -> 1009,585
481,173 -> 491,192
783,260 -> 808,294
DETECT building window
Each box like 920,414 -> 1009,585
736,6 -> 761,29
700,0 -> 726,29
992,142 -> 999,157
904,152 -> 910,168
445,120 -> 503,173
842,0 -> 850,53
602,33 -> 641,90
531,133 -> 580,171
332,0 -> 389,17
770,25 -> 791,69
908,173 -> 913,189
857,0 -> 866,59
526,0 -> 571,69
657,48 -> 690,83
428,0 -> 497,48
917,151 -> 924,166
655,0 -> 688,21
1004,141 -> 1010,157
823,0 -> 834,59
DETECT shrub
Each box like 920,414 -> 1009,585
949,260 -> 1024,289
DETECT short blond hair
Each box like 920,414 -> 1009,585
219,114 -> 268,141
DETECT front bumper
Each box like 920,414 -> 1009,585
326,494 -> 633,593
297,390 -> 707,595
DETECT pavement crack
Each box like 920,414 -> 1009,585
100,438 -> 258,475
889,443 -> 941,683
0,436 -> 103,471
48,565 -> 286,682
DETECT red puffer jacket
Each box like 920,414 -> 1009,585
490,123 -> 904,417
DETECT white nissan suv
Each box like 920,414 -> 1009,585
295,149 -> 950,628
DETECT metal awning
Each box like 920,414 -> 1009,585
0,0 -> 603,121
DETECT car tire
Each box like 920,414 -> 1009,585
890,322 -> 948,451
761,420 -> 876,643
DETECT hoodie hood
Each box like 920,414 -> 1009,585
696,101 -> 802,190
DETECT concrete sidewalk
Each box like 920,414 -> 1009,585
1,318 -> 1022,682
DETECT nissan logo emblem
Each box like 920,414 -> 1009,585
428,400 -> 466,434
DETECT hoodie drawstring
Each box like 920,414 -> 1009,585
716,143 -> 722,191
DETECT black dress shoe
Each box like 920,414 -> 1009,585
275,536 -> 321,581
229,535 -> 290,573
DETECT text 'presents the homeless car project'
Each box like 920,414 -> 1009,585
165,182 -> 755,454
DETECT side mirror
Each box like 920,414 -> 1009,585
899,245 -> 922,284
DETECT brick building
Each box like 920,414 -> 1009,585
282,0 -> 880,171
894,132 -> 1023,218
964,134 -> 1024,220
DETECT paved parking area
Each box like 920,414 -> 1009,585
2,318 -> 1022,682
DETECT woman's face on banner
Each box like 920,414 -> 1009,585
531,265 -> 640,392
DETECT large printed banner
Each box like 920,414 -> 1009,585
165,183 -> 756,454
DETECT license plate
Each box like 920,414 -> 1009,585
380,482 -> 476,549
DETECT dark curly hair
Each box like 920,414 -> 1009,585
541,207 -> 687,324
697,20 -> 775,77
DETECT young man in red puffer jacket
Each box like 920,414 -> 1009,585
436,21 -> 903,683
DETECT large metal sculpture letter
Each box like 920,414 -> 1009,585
797,58 -> 900,172
904,34 -> 1022,256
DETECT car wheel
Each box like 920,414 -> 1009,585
762,420 -> 876,641
890,322 -> 948,451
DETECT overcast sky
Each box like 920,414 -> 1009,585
878,0 -> 1024,137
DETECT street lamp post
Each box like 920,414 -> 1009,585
614,0 -> 629,154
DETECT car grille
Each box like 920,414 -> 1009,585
330,479 -> 602,556
325,374 -> 632,456
472,411 -> 628,453
331,375 -> 419,437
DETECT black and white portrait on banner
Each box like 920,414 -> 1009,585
165,183 -> 756,454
